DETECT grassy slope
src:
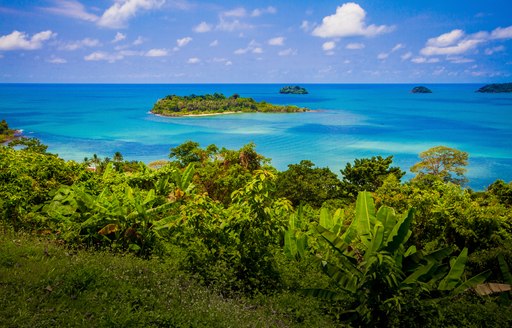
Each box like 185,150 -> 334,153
0,232 -> 337,328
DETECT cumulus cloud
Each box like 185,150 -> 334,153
145,48 -> 168,57
391,43 -> 404,52
176,36 -> 192,47
346,42 -> 364,50
187,57 -> 200,64
278,48 -> 297,56
485,45 -> 505,55
194,21 -> 212,33
112,32 -> 126,43
420,26 -> 512,57
268,37 -> 284,46
322,41 -> 336,51
222,7 -> 246,18
234,40 -> 262,55
98,0 -> 165,28
0,30 -> 56,51
42,0 -> 98,22
312,3 -> 394,38
209,40 -> 219,47
490,26 -> 512,40
411,57 -> 440,64
377,52 -> 388,60
133,36 -> 144,45
300,20 -> 314,32
84,51 -> 123,63
47,56 -> 67,64
216,18 -> 252,32
59,37 -> 100,50
251,6 -> 276,17
401,51 -> 412,61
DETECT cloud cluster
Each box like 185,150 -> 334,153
0,30 -> 56,51
44,0 -> 165,29
176,37 -> 192,47
312,3 -> 394,38
420,26 -> 512,57
268,37 -> 284,46
234,40 -> 262,55
59,37 -> 100,51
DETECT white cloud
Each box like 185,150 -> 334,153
251,6 -> 276,17
401,51 -> 412,61
59,37 -> 100,50
322,41 -> 336,51
485,45 -> 505,55
176,36 -> 192,47
0,30 -> 56,51
145,48 -> 168,57
278,48 -> 297,56
447,56 -> 474,64
391,43 -> 404,52
194,21 -> 212,33
411,56 -> 440,64
43,0 -> 98,22
222,7 -> 246,18
312,3 -> 394,38
268,37 -> 284,46
377,52 -> 388,60
187,57 -> 200,64
234,40 -> 261,55
346,42 -> 365,50
133,36 -> 144,45
421,38 -> 483,56
216,18 -> 252,32
426,29 -> 465,47
225,60 -> 232,66
300,20 -> 313,32
209,40 -> 219,47
112,32 -> 126,43
98,0 -> 165,29
47,56 -> 67,64
490,26 -> 512,40
84,51 -> 123,63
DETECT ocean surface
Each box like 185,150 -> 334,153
1,83 -> 511,190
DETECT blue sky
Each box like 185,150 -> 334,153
0,0 -> 511,83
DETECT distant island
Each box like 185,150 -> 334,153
476,83 -> 512,93
279,86 -> 309,94
411,86 -> 432,94
0,119 -> 19,143
151,93 -> 309,117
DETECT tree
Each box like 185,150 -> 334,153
276,160 -> 342,207
169,141 -> 206,167
340,155 -> 405,199
8,137 -> 48,153
410,146 -> 468,185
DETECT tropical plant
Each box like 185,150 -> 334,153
411,146 -> 469,185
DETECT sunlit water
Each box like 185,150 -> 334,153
1,83 -> 511,190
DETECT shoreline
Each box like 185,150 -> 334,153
150,111 -> 240,118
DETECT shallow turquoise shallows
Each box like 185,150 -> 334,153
1,83 -> 511,190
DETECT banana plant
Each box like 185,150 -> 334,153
300,192 -> 490,325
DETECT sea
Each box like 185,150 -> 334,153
1,83 -> 511,190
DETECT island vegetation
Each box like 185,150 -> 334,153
0,119 -> 18,143
151,93 -> 308,117
411,86 -> 432,93
279,85 -> 309,94
1,119 -> 512,327
476,83 -> 512,93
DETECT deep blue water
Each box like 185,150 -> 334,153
1,83 -> 511,190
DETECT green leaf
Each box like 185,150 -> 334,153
498,254 -> 512,284
355,191 -> 375,237
384,208 -> 414,253
438,247 -> 468,291
376,206 -> 397,242
452,270 -> 491,295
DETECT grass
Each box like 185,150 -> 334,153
0,231 -> 337,328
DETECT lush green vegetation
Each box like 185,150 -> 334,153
151,93 -> 308,116
1,128 -> 512,326
476,83 -> 512,93
0,119 -> 18,143
279,86 -> 309,94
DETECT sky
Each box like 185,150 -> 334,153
0,0 -> 511,83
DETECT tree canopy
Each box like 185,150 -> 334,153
410,145 -> 469,185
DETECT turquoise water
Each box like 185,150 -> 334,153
1,83 -> 511,189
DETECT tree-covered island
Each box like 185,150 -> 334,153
0,119 -> 19,143
151,93 -> 309,117
279,85 -> 309,94
476,83 -> 512,93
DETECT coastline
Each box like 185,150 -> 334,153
0,129 -> 22,144
150,111 -> 240,118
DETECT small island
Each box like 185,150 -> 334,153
279,85 -> 309,94
0,119 -> 19,143
476,83 -> 512,93
411,86 -> 432,94
151,93 -> 309,117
